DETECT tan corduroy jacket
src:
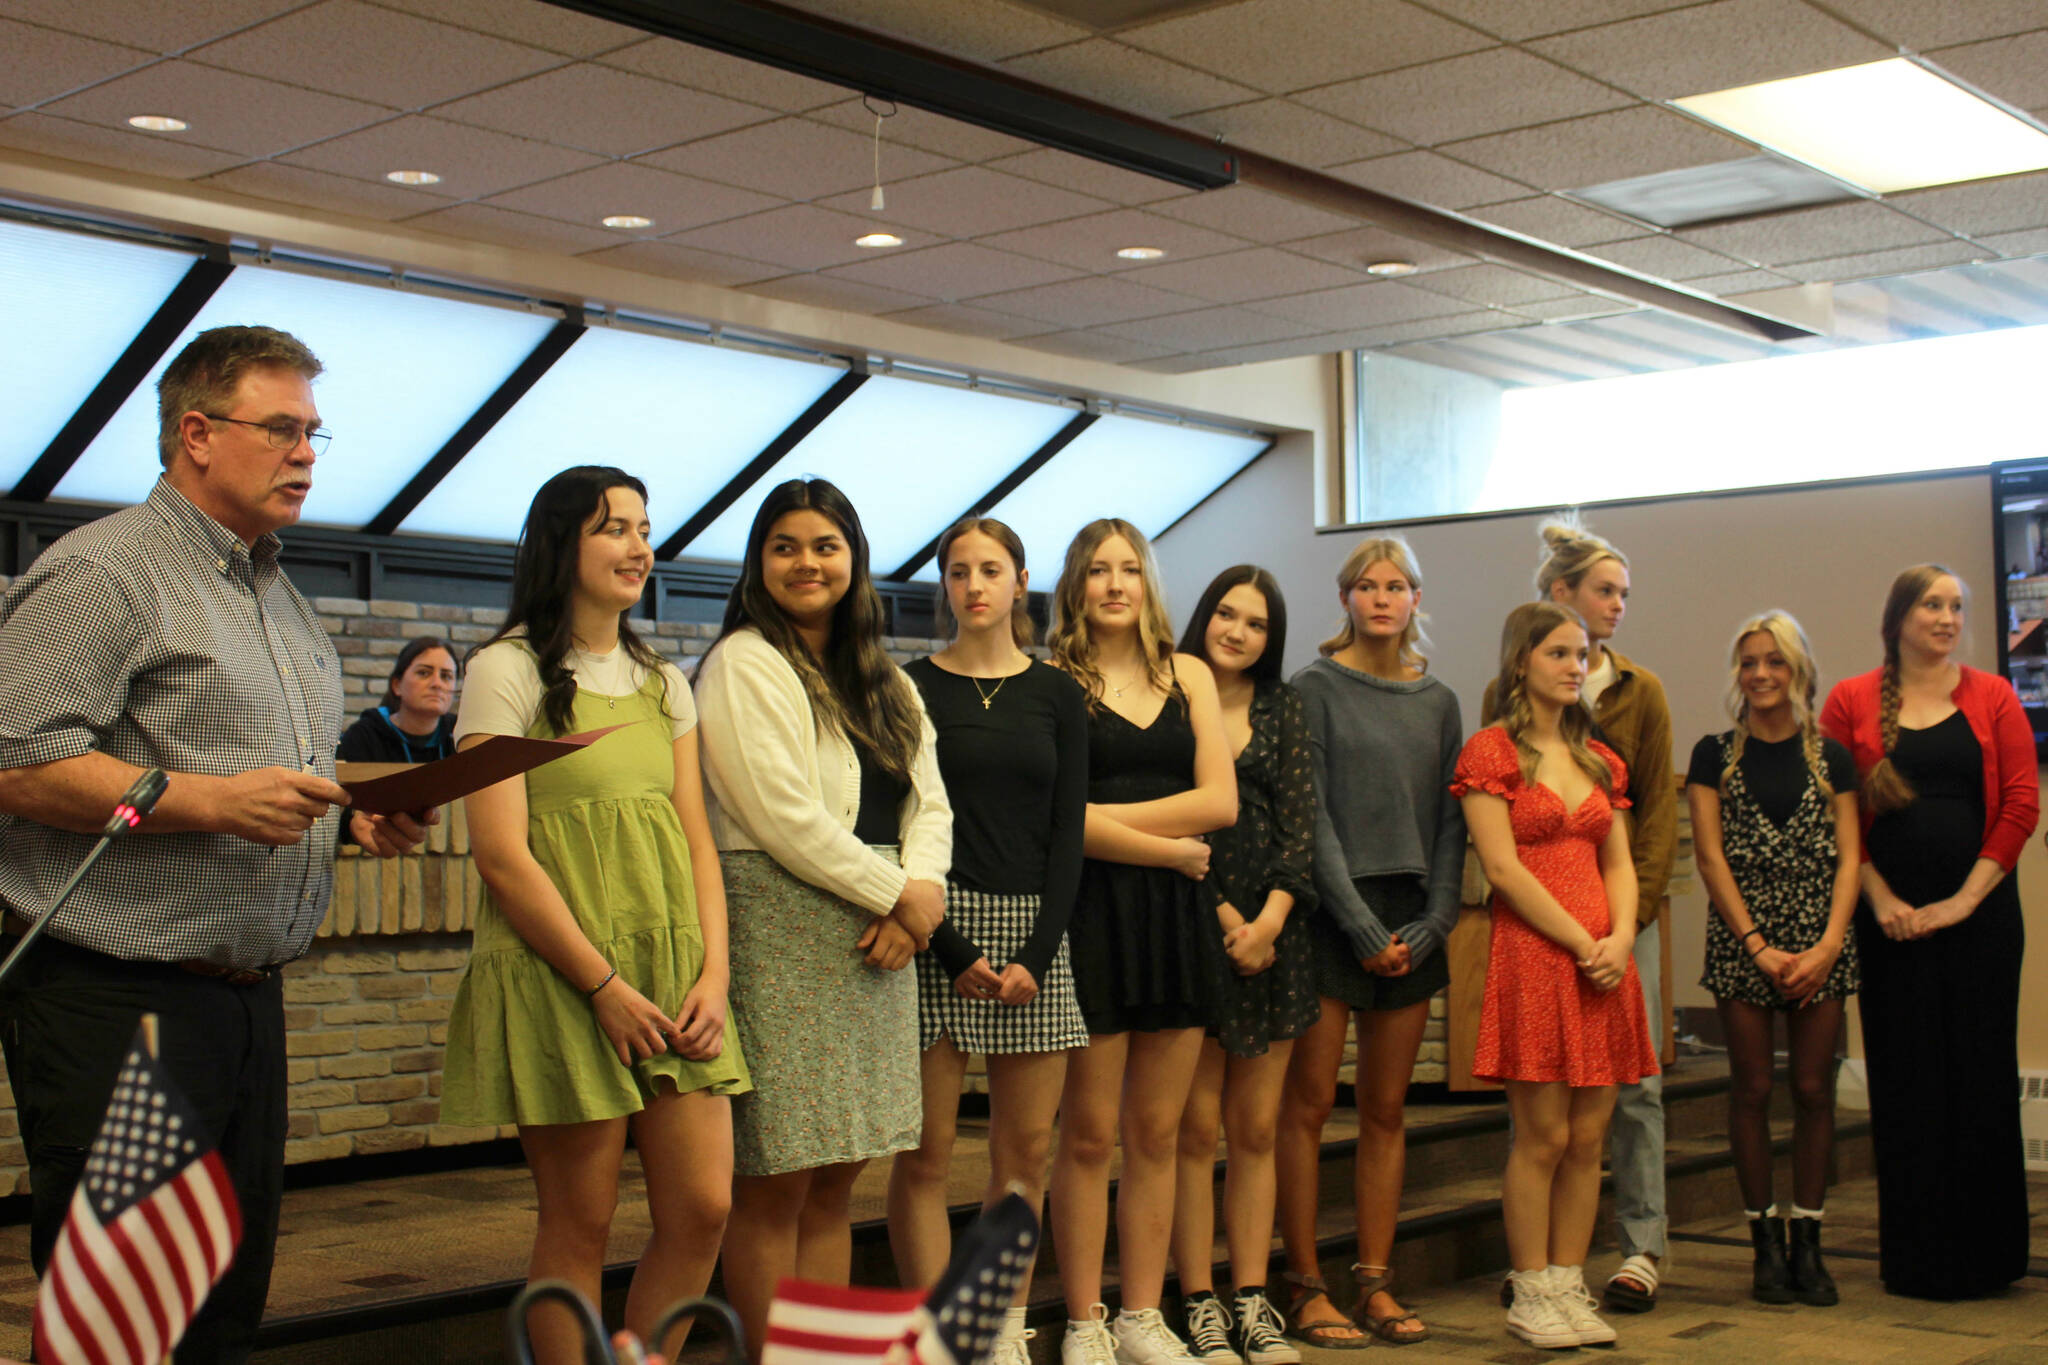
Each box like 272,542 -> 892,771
1478,644 -> 1677,927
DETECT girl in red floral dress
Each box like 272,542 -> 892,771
1453,602 -> 1659,1351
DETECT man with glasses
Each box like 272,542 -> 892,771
0,325 -> 427,1362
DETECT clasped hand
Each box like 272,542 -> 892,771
1576,935 -> 1629,991
953,958 -> 1040,1004
590,974 -> 726,1066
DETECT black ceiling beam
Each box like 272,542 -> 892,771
540,0 -> 1235,190
887,409 -> 1098,582
364,314 -> 586,536
11,255 -> 234,501
658,368 -> 868,560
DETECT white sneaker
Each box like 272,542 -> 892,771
1181,1296 -> 1240,1364
1549,1266 -> 1618,1347
994,1324 -> 1037,1365
1112,1307 -> 1202,1365
1503,1269 -> 1579,1350
1064,1305 -> 1118,1365
1230,1291 -> 1300,1365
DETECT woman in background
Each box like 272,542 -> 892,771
337,635 -> 460,762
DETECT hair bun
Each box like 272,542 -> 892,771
1539,519 -> 1586,551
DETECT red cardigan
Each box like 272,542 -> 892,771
1819,664 -> 2040,871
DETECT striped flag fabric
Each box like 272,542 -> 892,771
763,1279 -> 927,1365
32,1024 -> 242,1365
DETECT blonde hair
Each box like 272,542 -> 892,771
1865,564 -> 1968,814
1719,610 -> 1832,799
1534,512 -> 1627,601
1048,518 -> 1176,707
1491,601 -> 1614,794
1320,533 -> 1429,671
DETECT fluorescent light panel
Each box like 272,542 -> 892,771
1674,59 -> 2048,194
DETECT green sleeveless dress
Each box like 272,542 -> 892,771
442,667 -> 751,1126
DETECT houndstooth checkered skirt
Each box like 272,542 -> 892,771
915,887 -> 1089,1054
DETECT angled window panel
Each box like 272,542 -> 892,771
54,266 -> 554,523
403,327 -> 842,544
966,415 -> 1270,586
686,375 -> 1078,572
1,220 -> 196,493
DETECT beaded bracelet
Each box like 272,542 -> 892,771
586,966 -> 617,998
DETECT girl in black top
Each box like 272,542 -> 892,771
887,518 -> 1089,1365
1687,611 -> 1859,1307
336,636 -> 459,762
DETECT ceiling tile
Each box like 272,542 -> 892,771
981,148 -> 1190,206
284,115 -> 603,198
879,302 -> 1051,341
1129,353 -> 1226,373
1401,0 -> 1698,41
1468,195 -> 1646,247
1115,246 -> 1367,302
1890,171 -> 2048,239
1184,338 -> 1343,366
1924,30 -> 2048,117
1148,185 -> 1360,241
431,62 -> 772,157
768,0 -> 1089,63
1328,149 -> 1535,208
806,100 -> 1037,162
598,38 -> 851,111
1980,227 -> 2048,257
1000,40 -> 1261,119
822,241 -> 1082,299
189,2 -> 562,109
202,159 -> 455,218
0,110 -> 245,177
1681,199 -> 1952,265
1181,98 -> 1407,167
0,0 -> 295,54
1251,279 -> 1477,328
743,273 -> 938,315
1586,234 -> 1751,279
664,203 -> 943,271
1504,297 -> 1636,321
977,208 -> 1249,270
1099,304 -> 1324,350
486,161 -> 783,232
1442,105 -> 1754,192
1320,309 -> 1520,347
365,0 -> 644,56
0,18 -> 155,106
1820,0 -> 2048,51
967,275 -> 1208,328
816,166 -> 1114,238
641,118 -> 954,201
1297,47 -> 1628,146
44,59 -> 392,157
1687,268 -> 1798,294
1017,331 -> 1180,365
575,239 -> 784,286
1780,240 -> 1987,283
1286,224 -> 1474,272
404,200 -> 621,253
1407,263 -> 1581,305
1118,0 -> 1492,94
1529,0 -> 1888,101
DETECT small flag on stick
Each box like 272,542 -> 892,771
32,1017 -> 242,1365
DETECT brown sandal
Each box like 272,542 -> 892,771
1352,1265 -> 1430,1345
1278,1270 -> 1369,1350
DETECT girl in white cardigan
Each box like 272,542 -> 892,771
694,478 -> 951,1362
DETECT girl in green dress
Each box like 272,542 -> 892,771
443,466 -> 749,1365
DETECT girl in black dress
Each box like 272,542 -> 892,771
1047,518 -> 1237,1365
888,517 -> 1090,1365
1168,566 -> 1317,1365
1686,610 -> 1859,1306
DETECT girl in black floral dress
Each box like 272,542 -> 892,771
1168,566 -> 1318,1365
1686,610 -> 1859,1308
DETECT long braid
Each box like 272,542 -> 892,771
1801,723 -> 1833,798
1721,718 -> 1748,791
1863,654 -> 1916,812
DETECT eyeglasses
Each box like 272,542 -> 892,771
204,414 -> 332,453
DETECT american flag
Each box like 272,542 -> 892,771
32,1024 -> 242,1365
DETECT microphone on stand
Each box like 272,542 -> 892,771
0,768 -> 168,990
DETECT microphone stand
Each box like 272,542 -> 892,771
0,768 -> 168,991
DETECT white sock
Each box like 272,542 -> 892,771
1004,1308 -> 1028,1338
1791,1204 -> 1823,1220
1743,1205 -> 1779,1220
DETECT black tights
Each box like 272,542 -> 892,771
1717,997 -> 1843,1213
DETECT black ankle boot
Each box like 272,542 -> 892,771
1750,1216 -> 1793,1304
1788,1217 -> 1838,1306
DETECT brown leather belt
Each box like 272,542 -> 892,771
177,960 -> 272,986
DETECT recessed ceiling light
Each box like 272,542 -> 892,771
1116,246 -> 1165,260
855,232 -> 903,248
602,214 -> 653,229
1673,58 -> 2048,193
384,169 -> 442,186
127,115 -> 187,132
1365,260 -> 1418,277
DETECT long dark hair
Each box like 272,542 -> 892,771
1177,564 -> 1287,685
381,635 -> 458,710
479,466 -> 666,737
933,515 -> 1036,650
708,478 -> 921,781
